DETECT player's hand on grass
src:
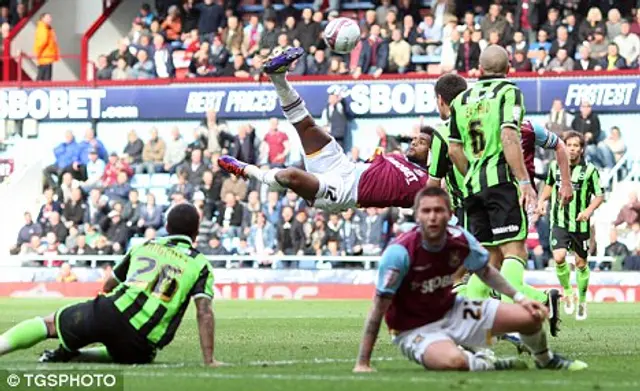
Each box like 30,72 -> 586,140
576,210 -> 591,222
353,363 -> 375,373
559,183 -> 574,206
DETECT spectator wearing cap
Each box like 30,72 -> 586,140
161,5 -> 182,42
139,127 -> 166,174
81,148 -> 106,190
579,7 -> 606,43
44,130 -> 79,189
297,8 -> 321,53
510,50 -> 531,73
105,172 -> 132,204
195,0 -> 225,42
589,28 -> 610,60
550,26 -> 576,59
481,4 -> 507,41
105,210 -> 130,254
222,16 -> 244,55
123,130 -> 144,168
259,18 -> 279,55
139,193 -> 163,231
614,20 -> 640,67
546,48 -> 574,73
102,152 -> 133,188
455,29 -> 480,74
33,13 -> 59,81
600,43 -> 627,70
132,49 -> 156,79
151,34 -> 175,78
575,45 -> 600,71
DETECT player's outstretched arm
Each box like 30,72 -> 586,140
354,295 -> 392,372
195,297 -> 218,367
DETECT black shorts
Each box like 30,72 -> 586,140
464,182 -> 527,246
55,295 -> 157,364
551,226 -> 590,259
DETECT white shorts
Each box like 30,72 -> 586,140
392,297 -> 500,365
304,138 -> 363,213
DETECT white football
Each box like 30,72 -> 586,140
323,17 -> 361,54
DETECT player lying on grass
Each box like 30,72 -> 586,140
218,47 -> 431,213
0,203 -> 221,367
354,187 -> 587,372
537,131 -> 604,321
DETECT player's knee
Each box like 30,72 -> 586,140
275,168 -> 297,186
42,314 -> 57,337
575,258 -> 587,269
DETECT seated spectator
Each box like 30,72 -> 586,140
282,16 -> 298,45
310,214 -> 327,256
579,7 -> 606,43
182,28 -> 201,60
203,235 -> 229,257
132,49 -> 155,79
487,30 -> 502,47
0,6 -> 9,25
210,35 -> 230,70
95,55 -> 112,80
123,130 -> 144,167
455,29 -> 480,75
589,28 -> 610,60
604,126 -> 626,163
188,43 -> 217,77
248,211 -> 277,257
360,208 -> 385,255
600,43 -> 626,70
527,29 -> 552,59
179,148 -> 207,187
80,128 -> 108,163
199,167 -> 224,219
161,5 -> 182,42
471,30 -> 487,52
262,191 -> 282,226
307,49 -> 329,75
575,45 -> 600,71
45,211 -> 68,243
62,188 -> 86,229
122,189 -> 142,231
615,19 -> 640,68
216,192 -> 245,237
550,26 -> 575,59
20,235 -> 43,256
220,54 -> 250,78
70,234 -> 94,255
606,8 -> 623,42
276,206 -> 296,260
623,247 -> 640,270
136,3 -> 155,28
168,170 -> 195,201
108,39 -> 137,68
195,0 -> 225,42
11,212 -> 42,255
102,153 -> 133,188
297,8 -> 321,53
273,34 -> 290,56
65,226 -> 79,251
105,210 -> 130,254
531,48 -> 550,73
38,188 -> 62,227
244,191 -> 262,226
151,34 -> 175,78
388,29 -> 411,74
546,48 -> 574,73
139,193 -> 163,231
541,7 -> 562,41
546,99 -> 573,135
230,124 -> 258,165
111,57 -> 132,80
259,18 -> 279,55
104,172 -> 132,204
355,25 -> 388,78
139,127 -> 166,174
44,130 -> 79,189
340,208 -> 362,255
84,189 -> 107,227
222,15 -> 243,55
94,235 -> 113,255
186,127 -> 208,159
57,172 -> 79,205
242,15 -> 263,58
56,263 -> 77,283
163,127 -> 187,173
327,56 -> 348,75
81,149 -> 106,190
97,263 -> 112,282
508,31 -> 528,58
220,171 -> 247,201
416,14 -> 442,54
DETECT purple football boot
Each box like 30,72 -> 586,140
217,155 -> 248,179
262,47 -> 305,74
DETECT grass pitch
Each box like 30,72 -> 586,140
0,299 -> 639,390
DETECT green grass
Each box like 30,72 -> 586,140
0,299 -> 639,390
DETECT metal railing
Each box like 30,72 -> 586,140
11,52 -> 97,85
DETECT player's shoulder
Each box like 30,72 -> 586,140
445,225 -> 471,246
391,226 -> 420,247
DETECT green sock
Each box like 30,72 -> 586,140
465,274 -> 492,299
500,256 -> 527,303
576,266 -> 590,303
521,283 -> 548,303
555,261 -> 573,294
0,317 -> 48,355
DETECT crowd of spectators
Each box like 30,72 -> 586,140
12,108 -> 424,269
0,0 -> 40,55
89,1 -> 640,81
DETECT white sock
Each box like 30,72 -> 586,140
463,350 -> 495,371
269,73 -> 309,124
245,165 -> 285,191
520,329 -> 553,366
0,336 -> 10,355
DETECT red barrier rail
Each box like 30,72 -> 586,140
2,0 -> 46,81
12,52 -> 96,87
80,0 -> 123,81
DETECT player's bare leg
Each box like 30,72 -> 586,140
491,303 -> 587,370
422,340 -> 526,371
553,248 -> 575,315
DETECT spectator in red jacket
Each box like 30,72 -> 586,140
102,153 -> 133,188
